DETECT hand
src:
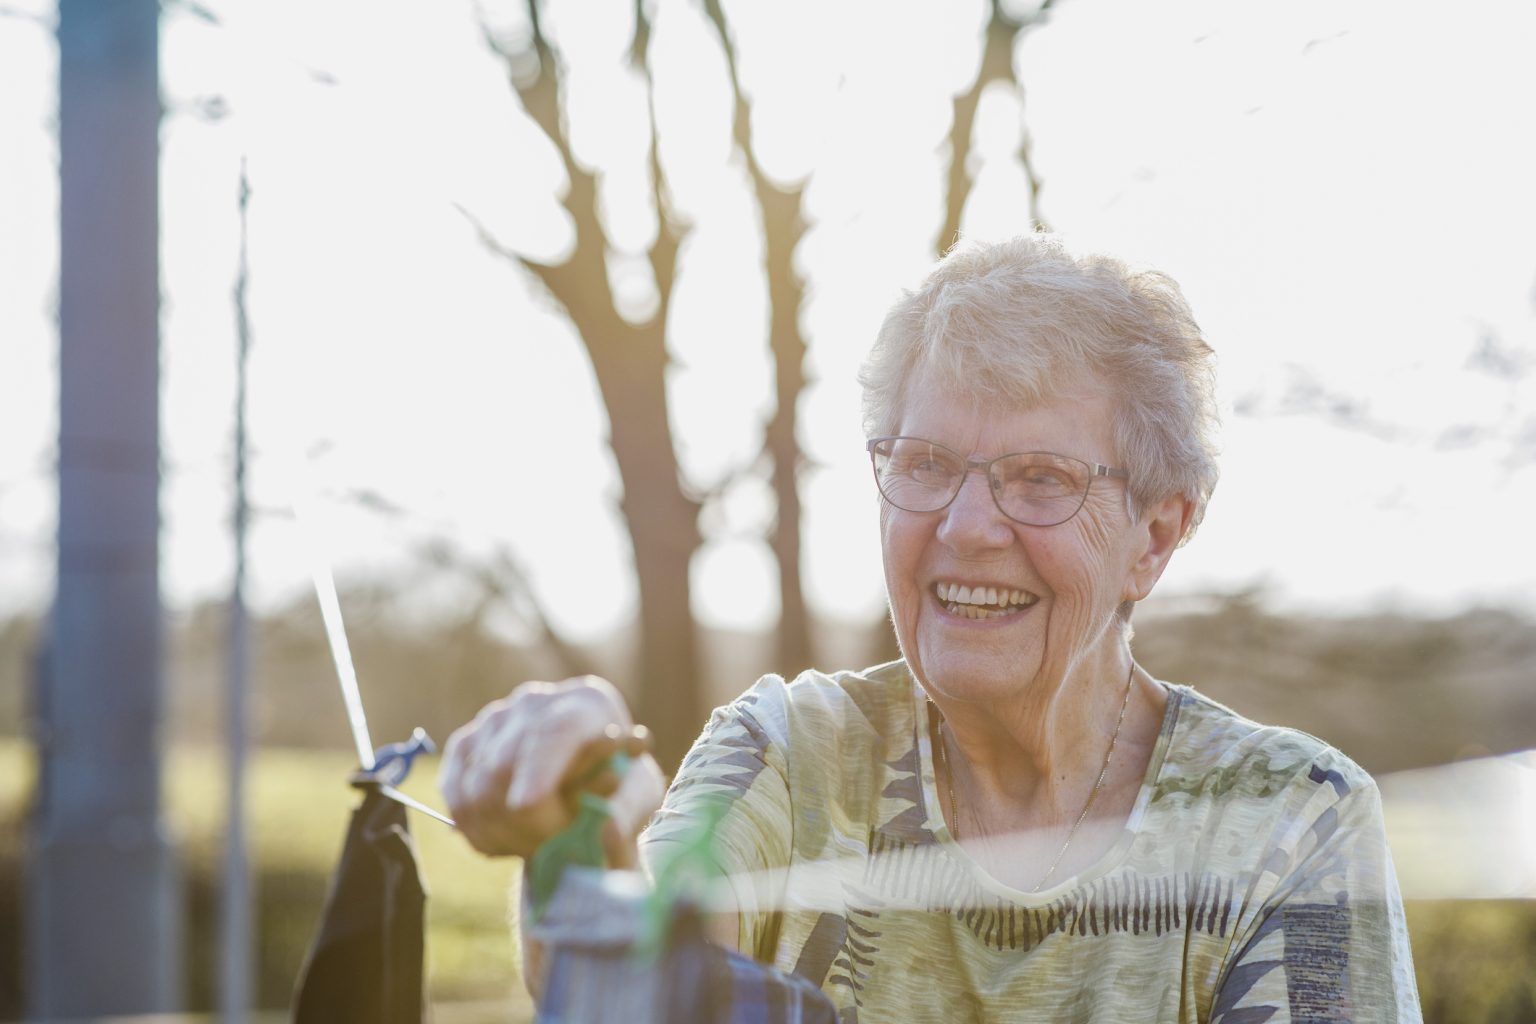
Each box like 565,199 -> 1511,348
438,675 -> 666,865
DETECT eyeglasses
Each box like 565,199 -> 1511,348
866,436 -> 1129,527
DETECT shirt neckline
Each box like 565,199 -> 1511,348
911,669 -> 1186,904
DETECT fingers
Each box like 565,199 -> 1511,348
561,723 -> 655,799
601,751 -> 667,869
502,679 -> 633,809
438,675 -> 653,861
439,688 -> 536,826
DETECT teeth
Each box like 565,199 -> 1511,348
933,582 -> 1037,610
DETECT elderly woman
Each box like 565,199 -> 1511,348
440,235 -> 1421,1021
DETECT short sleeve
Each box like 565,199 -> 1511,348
1211,765 -> 1422,1023
639,677 -> 795,958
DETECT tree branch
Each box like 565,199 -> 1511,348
937,0 -> 1056,254
416,539 -> 595,679
631,0 -> 688,328
701,0 -> 816,670
479,1 -> 614,303
472,0 -> 708,767
452,200 -> 565,308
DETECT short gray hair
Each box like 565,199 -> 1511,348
859,234 -> 1220,541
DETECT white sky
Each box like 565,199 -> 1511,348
2,0 -> 1533,645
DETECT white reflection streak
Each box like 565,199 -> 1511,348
683,831 -> 1252,916
659,753 -> 1536,915
1379,750 -> 1536,900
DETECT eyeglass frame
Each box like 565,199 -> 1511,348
865,435 -> 1131,528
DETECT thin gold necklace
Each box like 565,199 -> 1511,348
931,661 -> 1137,894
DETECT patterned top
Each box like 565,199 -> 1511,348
641,661 -> 1422,1023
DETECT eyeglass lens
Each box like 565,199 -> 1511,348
870,437 -> 1093,527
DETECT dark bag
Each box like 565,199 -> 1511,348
292,788 -> 427,1024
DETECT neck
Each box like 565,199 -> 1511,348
930,646 -> 1155,827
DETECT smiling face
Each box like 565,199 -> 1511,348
880,375 -> 1175,707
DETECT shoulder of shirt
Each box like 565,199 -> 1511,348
717,658 -> 915,741
1157,682 -> 1378,805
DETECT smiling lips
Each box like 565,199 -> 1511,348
934,581 -> 1039,620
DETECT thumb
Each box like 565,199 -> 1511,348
600,753 -> 667,870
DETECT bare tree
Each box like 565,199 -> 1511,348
471,0 -> 704,769
700,0 -> 814,675
938,0 -> 1056,255
467,0 -> 1059,768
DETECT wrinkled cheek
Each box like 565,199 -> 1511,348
1070,598 -> 1128,671
1042,582 -> 1108,663
1042,516 -> 1126,658
885,575 -> 924,660
878,509 -> 919,656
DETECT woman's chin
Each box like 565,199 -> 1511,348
914,651 -> 1042,707
909,610 -> 1043,695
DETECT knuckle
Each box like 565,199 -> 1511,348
441,726 -> 473,761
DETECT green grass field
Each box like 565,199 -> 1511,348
3,740 -> 1533,1021
177,744 -> 537,1019
0,739 -> 534,1021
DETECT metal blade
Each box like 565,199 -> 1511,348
378,784 -> 458,828
291,472 -> 457,828
292,487 -> 375,771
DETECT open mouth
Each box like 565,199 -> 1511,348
934,581 -> 1039,620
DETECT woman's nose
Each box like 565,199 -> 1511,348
936,469 -> 1013,550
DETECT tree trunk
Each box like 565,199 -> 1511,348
702,0 -> 815,676
762,189 -> 813,675
584,318 -> 704,774
478,2 -> 708,773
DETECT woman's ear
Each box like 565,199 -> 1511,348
1124,495 -> 1195,603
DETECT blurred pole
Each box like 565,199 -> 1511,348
221,160 -> 255,1024
28,0 -> 181,1016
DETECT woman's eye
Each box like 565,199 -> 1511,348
1001,463 -> 1078,493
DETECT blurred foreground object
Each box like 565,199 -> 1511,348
523,781 -> 834,1020
531,868 -> 835,1023
26,0 -> 181,1016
